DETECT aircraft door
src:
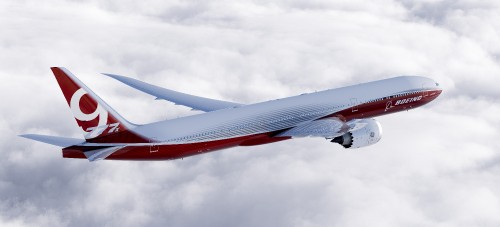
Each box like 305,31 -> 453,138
150,138 -> 159,153
422,83 -> 430,97
351,98 -> 358,112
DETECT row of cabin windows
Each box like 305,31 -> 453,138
366,90 -> 422,104
392,90 -> 421,98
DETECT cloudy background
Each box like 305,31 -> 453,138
1,0 -> 499,226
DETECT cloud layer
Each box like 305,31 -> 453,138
1,0 -> 499,226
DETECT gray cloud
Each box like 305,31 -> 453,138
1,0 -> 500,226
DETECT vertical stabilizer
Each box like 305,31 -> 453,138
51,67 -> 136,141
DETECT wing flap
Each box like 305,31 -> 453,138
103,73 -> 243,112
276,118 -> 370,138
277,118 -> 347,138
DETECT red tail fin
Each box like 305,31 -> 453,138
51,67 -> 135,140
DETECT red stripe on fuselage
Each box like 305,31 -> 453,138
63,132 -> 291,160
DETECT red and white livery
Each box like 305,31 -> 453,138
21,67 -> 442,161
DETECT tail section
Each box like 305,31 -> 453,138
51,67 -> 136,141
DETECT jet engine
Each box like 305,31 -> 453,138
331,119 -> 382,149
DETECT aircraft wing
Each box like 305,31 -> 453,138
103,73 -> 244,112
276,118 -> 368,138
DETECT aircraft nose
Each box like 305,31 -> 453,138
431,81 -> 443,97
433,80 -> 442,92
435,89 -> 443,96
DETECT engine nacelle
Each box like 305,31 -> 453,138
331,119 -> 382,149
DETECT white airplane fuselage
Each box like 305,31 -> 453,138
71,76 -> 441,160
21,68 -> 442,161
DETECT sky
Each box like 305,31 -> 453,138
1,0 -> 499,226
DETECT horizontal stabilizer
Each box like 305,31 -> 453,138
84,146 -> 123,162
103,73 -> 243,112
19,134 -> 85,147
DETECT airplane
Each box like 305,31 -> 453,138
20,67 -> 442,161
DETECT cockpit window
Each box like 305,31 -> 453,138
435,83 -> 440,86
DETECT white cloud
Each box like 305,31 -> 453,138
1,0 -> 499,226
